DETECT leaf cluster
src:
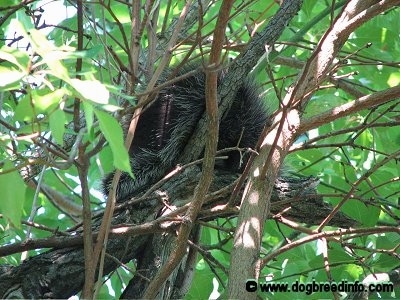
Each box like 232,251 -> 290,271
0,1 -> 399,299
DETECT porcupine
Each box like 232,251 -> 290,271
102,64 -> 270,202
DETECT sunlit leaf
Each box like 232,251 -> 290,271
71,79 -> 110,104
0,66 -> 24,90
0,45 -> 29,70
94,109 -> 131,175
0,162 -> 26,228
49,109 -> 66,145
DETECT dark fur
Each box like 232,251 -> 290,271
103,66 -> 270,202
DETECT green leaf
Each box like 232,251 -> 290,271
14,9 -> 35,31
85,45 -> 104,58
376,234 -> 400,251
14,95 -> 34,122
32,88 -> 67,112
342,200 -> 380,226
105,3 -> 130,23
373,253 -> 400,270
94,109 -> 131,175
11,20 -> 72,81
327,247 -> 355,264
14,89 -> 68,122
344,264 -> 363,279
83,101 -> 94,133
0,66 -> 24,90
0,0 -> 18,7
49,109 -> 66,145
0,45 -> 30,70
187,260 -> 215,299
0,162 -> 26,227
70,79 -> 110,104
0,46 -> 29,91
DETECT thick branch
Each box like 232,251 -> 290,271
228,0 -> 400,298
1,164 -> 347,298
292,0 -> 400,102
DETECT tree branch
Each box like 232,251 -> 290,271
298,85 -> 400,135
227,0 -> 304,298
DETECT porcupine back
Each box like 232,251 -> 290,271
102,65 -> 270,202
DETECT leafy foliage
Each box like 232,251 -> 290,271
0,0 -> 399,299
